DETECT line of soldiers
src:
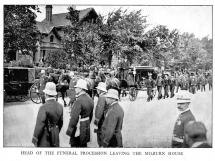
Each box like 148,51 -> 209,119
145,71 -> 213,102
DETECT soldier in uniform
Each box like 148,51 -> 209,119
101,89 -> 124,147
66,79 -> 94,147
169,75 -> 176,98
208,73 -> 212,91
155,73 -> 163,100
32,82 -> 63,147
94,82 -> 108,147
39,70 -> 48,104
172,90 -> 196,148
184,121 -> 211,148
200,74 -> 207,92
163,74 -> 170,99
189,73 -> 197,94
145,73 -> 155,102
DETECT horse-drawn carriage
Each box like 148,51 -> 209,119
4,67 -> 35,102
30,68 -> 70,105
118,66 -> 158,101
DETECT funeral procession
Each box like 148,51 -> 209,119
3,5 -> 212,148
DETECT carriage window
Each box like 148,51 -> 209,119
50,35 -> 54,42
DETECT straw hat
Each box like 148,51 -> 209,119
96,82 -> 107,92
74,79 -> 88,90
43,82 -> 57,96
106,89 -> 119,100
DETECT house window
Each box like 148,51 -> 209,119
50,35 -> 54,42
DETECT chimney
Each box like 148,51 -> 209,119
46,5 -> 52,23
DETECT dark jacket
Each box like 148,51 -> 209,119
66,93 -> 94,146
169,78 -> 176,87
101,102 -> 124,147
94,93 -> 108,130
32,99 -> 63,147
156,77 -> 163,87
145,78 -> 155,88
172,109 -> 196,148
163,78 -> 170,87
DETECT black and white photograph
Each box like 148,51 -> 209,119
1,0 -> 214,160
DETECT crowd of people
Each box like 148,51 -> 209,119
32,65 -> 212,148
145,69 -> 213,102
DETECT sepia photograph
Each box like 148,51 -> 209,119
2,1 -> 213,154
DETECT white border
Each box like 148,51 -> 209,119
0,0 -> 214,161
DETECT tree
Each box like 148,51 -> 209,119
4,5 -> 40,61
98,8 -> 148,66
139,25 -> 179,68
45,50 -> 68,69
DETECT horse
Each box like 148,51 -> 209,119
48,73 -> 70,107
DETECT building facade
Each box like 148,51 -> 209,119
35,5 -> 98,64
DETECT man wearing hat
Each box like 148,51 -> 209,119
39,69 -> 48,104
66,79 -> 94,147
172,90 -> 196,148
189,73 -> 197,94
184,121 -> 211,148
163,74 -> 170,99
155,73 -> 163,100
100,89 -> 124,147
145,73 -> 155,102
32,82 -> 63,147
94,82 -> 108,147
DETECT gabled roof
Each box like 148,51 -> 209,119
36,8 -> 97,34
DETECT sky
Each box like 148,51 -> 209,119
36,5 -> 212,39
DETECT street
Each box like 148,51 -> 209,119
3,87 -> 212,148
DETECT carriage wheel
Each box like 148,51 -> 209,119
18,95 -> 29,102
129,87 -> 138,101
30,81 -> 41,104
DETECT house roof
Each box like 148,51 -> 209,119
36,8 -> 97,34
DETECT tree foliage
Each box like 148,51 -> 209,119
45,49 -> 68,69
62,7 -> 212,71
4,5 -> 40,60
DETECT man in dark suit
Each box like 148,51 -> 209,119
184,121 -> 211,148
145,73 -> 155,102
100,89 -> 124,147
66,79 -> 94,147
172,90 -> 196,148
32,82 -> 63,147
94,82 -> 108,147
